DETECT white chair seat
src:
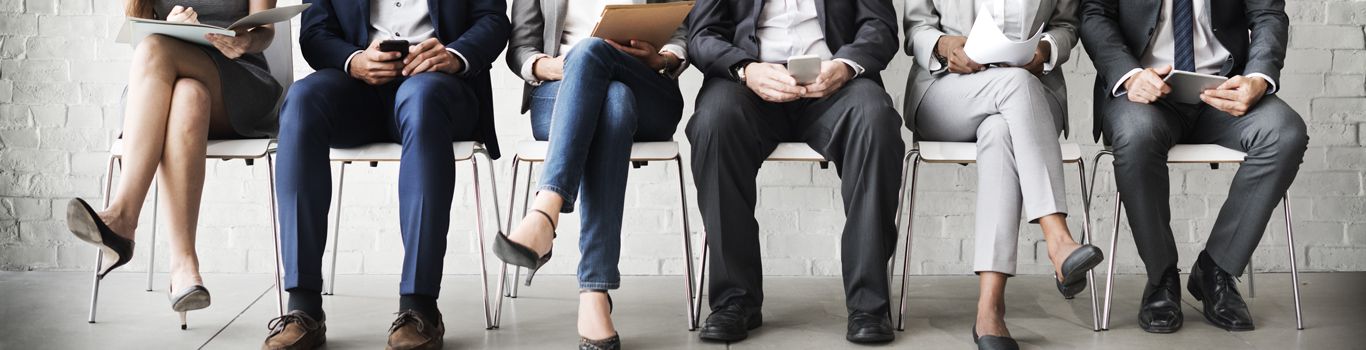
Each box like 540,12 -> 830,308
514,140 -> 679,162
918,141 -> 1083,163
109,138 -> 274,159
328,141 -> 478,162
1166,144 -> 1246,163
766,142 -> 826,161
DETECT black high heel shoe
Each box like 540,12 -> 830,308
66,198 -> 135,278
493,208 -> 556,286
579,289 -> 620,350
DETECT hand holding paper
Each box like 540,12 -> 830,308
962,4 -> 1046,67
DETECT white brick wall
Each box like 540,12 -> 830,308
1,0 -> 1364,276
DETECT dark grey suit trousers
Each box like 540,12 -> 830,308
1103,95 -> 1307,285
686,77 -> 905,315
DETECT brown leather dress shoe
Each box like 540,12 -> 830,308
386,310 -> 445,350
262,311 -> 326,350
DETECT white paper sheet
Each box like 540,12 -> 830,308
115,4 -> 310,46
962,4 -> 1045,66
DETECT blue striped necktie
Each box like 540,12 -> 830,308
1172,0 -> 1196,72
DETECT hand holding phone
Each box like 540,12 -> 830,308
379,39 -> 410,62
787,55 -> 821,85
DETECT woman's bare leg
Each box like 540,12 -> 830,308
159,76 -> 232,290
102,34 -> 227,287
506,191 -> 563,256
976,272 -> 1010,337
1038,214 -> 1083,281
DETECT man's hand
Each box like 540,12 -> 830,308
532,56 -> 565,81
801,61 -> 853,99
744,62 -> 806,103
1200,75 -> 1268,117
349,39 -> 404,85
606,39 -> 676,71
1006,41 -> 1051,76
935,35 -> 984,74
165,5 -> 199,24
1122,65 -> 1173,104
403,38 -> 463,76
205,30 -> 253,59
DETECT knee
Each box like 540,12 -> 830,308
166,78 -> 212,136
567,37 -> 614,61
279,72 -> 346,137
601,82 -> 638,129
1247,106 -> 1309,158
396,73 -> 464,106
687,101 -> 750,145
841,82 -> 902,143
132,35 -> 176,72
1105,107 -> 1172,155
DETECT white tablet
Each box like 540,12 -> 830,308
787,55 -> 822,85
1163,70 -> 1228,104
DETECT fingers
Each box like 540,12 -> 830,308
1154,64 -> 1173,75
404,49 -> 439,74
628,39 -> 658,53
1217,75 -> 1246,90
405,38 -> 441,64
605,40 -> 651,57
1200,93 -> 1246,116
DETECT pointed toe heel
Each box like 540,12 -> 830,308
66,198 -> 135,278
169,285 -> 211,330
493,209 -> 558,286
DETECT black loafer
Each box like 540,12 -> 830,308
1139,266 -> 1184,333
1188,251 -> 1255,331
971,323 -> 1019,350
1055,244 -> 1103,299
846,311 -> 894,343
698,304 -> 761,342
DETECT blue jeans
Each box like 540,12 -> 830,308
530,38 -> 683,290
277,70 -> 479,298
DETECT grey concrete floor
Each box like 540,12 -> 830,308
0,271 -> 1361,349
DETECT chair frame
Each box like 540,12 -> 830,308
895,142 -> 1102,332
1089,146 -> 1304,330
316,142 -> 503,329
490,141 -> 699,330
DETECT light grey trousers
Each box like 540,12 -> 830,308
914,68 -> 1068,275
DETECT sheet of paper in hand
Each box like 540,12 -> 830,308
962,4 -> 1045,66
115,3 -> 311,46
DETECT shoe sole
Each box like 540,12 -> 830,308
846,333 -> 895,343
1139,319 -> 1183,334
67,199 -> 125,276
171,288 -> 212,312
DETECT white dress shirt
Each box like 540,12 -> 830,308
344,0 -> 469,74
1112,0 -> 1277,96
520,0 -> 689,84
756,0 -> 865,75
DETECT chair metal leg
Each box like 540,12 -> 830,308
147,182 -> 159,292
89,156 -> 118,323
1075,159 -> 1101,331
1247,256 -> 1256,298
268,154 -> 285,315
470,155 -> 495,330
325,162 -> 347,295
1102,192 -> 1122,330
693,229 -> 708,329
674,157 -> 700,330
896,152 -> 921,331
889,151 -> 912,322
1284,196 -> 1304,330
511,162 -> 534,298
493,156 -> 523,329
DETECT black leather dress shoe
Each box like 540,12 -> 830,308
846,311 -> 894,343
698,304 -> 761,342
1139,266 -> 1184,333
1188,251 -> 1255,331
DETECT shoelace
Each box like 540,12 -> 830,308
389,310 -> 427,334
266,314 -> 316,336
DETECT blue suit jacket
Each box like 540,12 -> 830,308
299,0 -> 511,158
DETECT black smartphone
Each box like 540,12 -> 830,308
378,39 -> 410,61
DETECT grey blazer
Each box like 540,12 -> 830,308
902,0 -> 1078,135
506,0 -> 690,113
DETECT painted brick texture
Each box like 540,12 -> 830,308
1,0 -> 1363,276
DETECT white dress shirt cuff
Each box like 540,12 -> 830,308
1112,68 -> 1144,97
834,58 -> 865,77
520,54 -> 550,86
660,44 -> 687,62
1041,34 -> 1059,75
1245,73 -> 1278,95
445,48 -> 471,74
343,50 -> 364,74
926,34 -> 947,73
